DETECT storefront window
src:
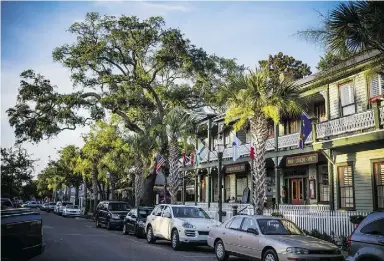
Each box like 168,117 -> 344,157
338,164 -> 355,209
318,165 -> 329,203
284,119 -> 299,135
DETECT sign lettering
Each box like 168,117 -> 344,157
286,153 -> 318,167
225,164 -> 246,174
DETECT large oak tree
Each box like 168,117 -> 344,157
7,13 -> 243,205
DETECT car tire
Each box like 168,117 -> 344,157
123,224 -> 129,235
96,219 -> 101,228
215,239 -> 229,261
171,229 -> 182,251
263,249 -> 279,261
146,225 -> 156,244
135,226 -> 141,238
107,221 -> 113,230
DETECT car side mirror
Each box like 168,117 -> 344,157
247,228 -> 259,235
131,215 -> 136,219
163,212 -> 171,218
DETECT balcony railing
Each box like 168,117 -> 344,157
316,109 -> 375,139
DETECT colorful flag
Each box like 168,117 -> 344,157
250,146 -> 255,159
155,154 -> 166,174
298,112 -> 312,149
190,152 -> 195,165
183,152 -> 190,166
232,134 -> 242,161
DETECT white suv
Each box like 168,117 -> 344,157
145,204 -> 221,250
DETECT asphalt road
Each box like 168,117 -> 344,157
31,210 -> 246,261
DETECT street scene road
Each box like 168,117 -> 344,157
32,210 -> 241,261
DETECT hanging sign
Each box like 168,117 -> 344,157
225,163 -> 247,174
286,153 -> 318,167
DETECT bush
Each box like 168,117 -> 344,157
271,212 -> 284,218
305,229 -> 348,250
350,215 -> 366,225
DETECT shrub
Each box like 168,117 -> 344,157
271,212 -> 284,218
350,215 -> 366,225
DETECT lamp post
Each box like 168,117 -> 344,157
215,138 -> 225,223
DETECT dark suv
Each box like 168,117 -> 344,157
95,201 -> 131,230
347,211 -> 384,261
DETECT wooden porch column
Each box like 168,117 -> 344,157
207,168 -> 211,208
182,170 -> 187,204
197,174 -> 201,203
194,169 -> 198,206
274,123 -> 280,207
328,149 -> 335,210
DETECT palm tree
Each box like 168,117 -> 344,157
299,1 -> 384,55
165,107 -> 195,204
225,67 -> 303,215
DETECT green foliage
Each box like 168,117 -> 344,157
258,52 -> 312,81
350,215 -> 366,225
1,147 -> 36,198
271,212 -> 284,218
225,66 -> 303,131
298,2 -> 384,55
317,51 -> 350,71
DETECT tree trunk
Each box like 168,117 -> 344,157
250,116 -> 268,215
83,175 -> 88,214
92,168 -> 98,213
75,186 -> 79,205
110,175 -> 116,200
168,139 -> 181,204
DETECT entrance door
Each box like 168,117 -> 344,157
291,179 -> 303,205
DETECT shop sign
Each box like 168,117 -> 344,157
286,153 -> 318,167
225,164 -> 247,174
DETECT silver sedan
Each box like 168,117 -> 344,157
207,215 -> 344,261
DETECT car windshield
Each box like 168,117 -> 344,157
49,203 -> 56,205
138,208 -> 153,218
257,219 -> 304,235
172,207 -> 210,218
67,205 -> 79,209
108,203 -> 129,211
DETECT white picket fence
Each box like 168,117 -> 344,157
184,202 -> 369,239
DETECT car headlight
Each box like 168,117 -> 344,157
182,222 -> 196,229
111,214 -> 120,219
138,221 -> 144,227
286,247 -> 309,255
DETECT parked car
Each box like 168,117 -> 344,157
145,204 -> 221,250
21,201 -> 39,208
1,207 -> 45,260
62,205 -> 81,218
40,203 -> 49,211
95,201 -> 131,230
123,206 -> 154,238
58,202 -> 73,216
46,202 -> 56,213
1,198 -> 14,209
346,211 -> 384,261
208,215 -> 343,261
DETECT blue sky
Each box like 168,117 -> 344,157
1,1 -> 340,175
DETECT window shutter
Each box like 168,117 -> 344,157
370,74 -> 384,98
340,83 -> 354,106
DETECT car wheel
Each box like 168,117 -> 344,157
107,221 -> 113,230
123,224 -> 129,235
171,229 -> 181,251
96,219 -> 101,228
215,239 -> 229,261
135,226 -> 141,238
146,225 -> 156,244
263,249 -> 279,261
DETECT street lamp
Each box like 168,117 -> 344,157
215,137 -> 225,222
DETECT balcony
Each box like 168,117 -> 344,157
316,109 -> 376,139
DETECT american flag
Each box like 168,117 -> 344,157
183,152 -> 190,166
156,154 -> 166,174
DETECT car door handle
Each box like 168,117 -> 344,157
238,236 -> 242,239
222,232 -> 226,235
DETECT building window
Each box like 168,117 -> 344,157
318,165 -> 329,203
268,125 -> 274,137
338,164 -> 355,209
314,102 -> 327,122
369,74 -> 384,98
373,161 -> 384,210
284,119 -> 299,135
339,82 -> 355,116
246,132 -> 251,143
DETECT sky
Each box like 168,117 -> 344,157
1,1 -> 341,176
